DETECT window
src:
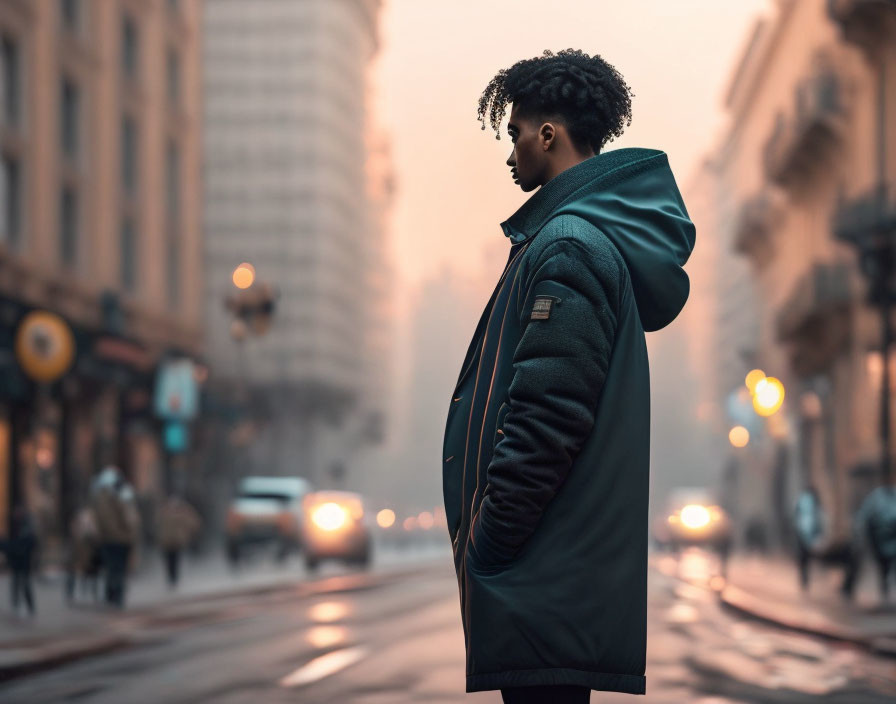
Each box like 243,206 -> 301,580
121,13 -> 138,78
166,48 -> 179,106
0,36 -> 19,127
60,77 -> 79,160
166,140 -> 179,218
166,233 -> 180,307
121,115 -> 137,194
120,217 -> 137,291
0,155 -> 20,247
60,186 -> 78,266
59,0 -> 80,32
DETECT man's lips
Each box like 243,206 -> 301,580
512,171 -> 519,182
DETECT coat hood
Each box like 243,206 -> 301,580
500,147 -> 696,332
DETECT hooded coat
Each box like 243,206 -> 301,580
442,147 -> 696,694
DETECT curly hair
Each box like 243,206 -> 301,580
477,48 -> 635,154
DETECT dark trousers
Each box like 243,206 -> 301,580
101,543 -> 131,607
10,569 -> 34,615
501,685 -> 590,703
164,549 -> 181,587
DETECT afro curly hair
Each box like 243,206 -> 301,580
477,48 -> 634,155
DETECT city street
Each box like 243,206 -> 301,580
1,546 -> 895,703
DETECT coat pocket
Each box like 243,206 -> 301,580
493,401 -> 510,449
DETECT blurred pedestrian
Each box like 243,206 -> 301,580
65,505 -> 101,603
792,486 -> 826,591
1,505 -> 37,617
853,485 -> 896,600
91,466 -> 140,607
156,494 -> 201,588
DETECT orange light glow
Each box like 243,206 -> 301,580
729,425 -> 749,448
232,262 -> 256,289
744,369 -> 765,393
376,509 -> 396,528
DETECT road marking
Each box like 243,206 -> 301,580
279,645 -> 369,688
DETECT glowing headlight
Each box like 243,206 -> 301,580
680,504 -> 711,530
311,503 -> 348,531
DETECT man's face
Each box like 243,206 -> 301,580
505,102 -> 550,192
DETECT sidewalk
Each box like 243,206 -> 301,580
0,541 -> 451,681
688,550 -> 896,657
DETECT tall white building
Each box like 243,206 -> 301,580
202,0 -> 389,483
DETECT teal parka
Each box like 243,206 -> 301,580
442,147 -> 696,695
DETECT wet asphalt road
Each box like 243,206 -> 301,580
1,548 -> 895,703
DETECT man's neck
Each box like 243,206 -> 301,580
542,151 -> 596,186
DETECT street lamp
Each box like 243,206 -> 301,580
752,377 -> 785,417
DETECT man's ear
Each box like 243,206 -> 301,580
539,122 -> 555,150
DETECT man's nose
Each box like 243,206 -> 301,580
506,150 -> 515,166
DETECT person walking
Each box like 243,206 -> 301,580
156,494 -> 201,588
65,505 -> 101,603
2,505 -> 37,617
853,485 -> 896,600
443,49 -> 695,701
91,466 -> 139,608
792,485 -> 826,591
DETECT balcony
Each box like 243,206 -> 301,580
827,0 -> 896,57
731,186 -> 788,268
776,261 -> 853,376
832,182 -> 896,306
763,70 -> 847,189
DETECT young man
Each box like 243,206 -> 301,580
442,49 -> 696,702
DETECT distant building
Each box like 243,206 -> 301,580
201,0 -> 390,487
0,0 -> 204,544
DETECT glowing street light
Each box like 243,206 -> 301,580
744,369 -> 766,393
729,425 -> 749,448
753,377 -> 785,416
376,509 -> 396,528
232,262 -> 256,289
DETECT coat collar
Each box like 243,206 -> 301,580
499,147 -> 666,243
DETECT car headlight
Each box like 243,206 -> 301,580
311,503 -> 348,532
680,504 -> 711,530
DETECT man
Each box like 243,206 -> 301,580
91,466 -> 140,608
852,484 -> 896,600
443,49 -> 695,702
2,506 -> 37,617
792,485 -> 826,591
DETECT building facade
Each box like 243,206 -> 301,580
698,0 -> 896,548
0,0 -> 203,548
201,0 -> 390,490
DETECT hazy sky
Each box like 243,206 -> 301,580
361,0 -> 776,505
372,0 -> 771,289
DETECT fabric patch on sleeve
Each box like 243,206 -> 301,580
531,295 -> 555,320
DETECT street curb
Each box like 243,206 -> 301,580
718,582 -> 891,654
0,562 -> 439,684
0,632 -> 131,683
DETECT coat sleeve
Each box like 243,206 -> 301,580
470,236 -> 619,568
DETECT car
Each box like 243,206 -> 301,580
301,490 -> 372,571
653,487 -> 732,555
226,476 -> 313,565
